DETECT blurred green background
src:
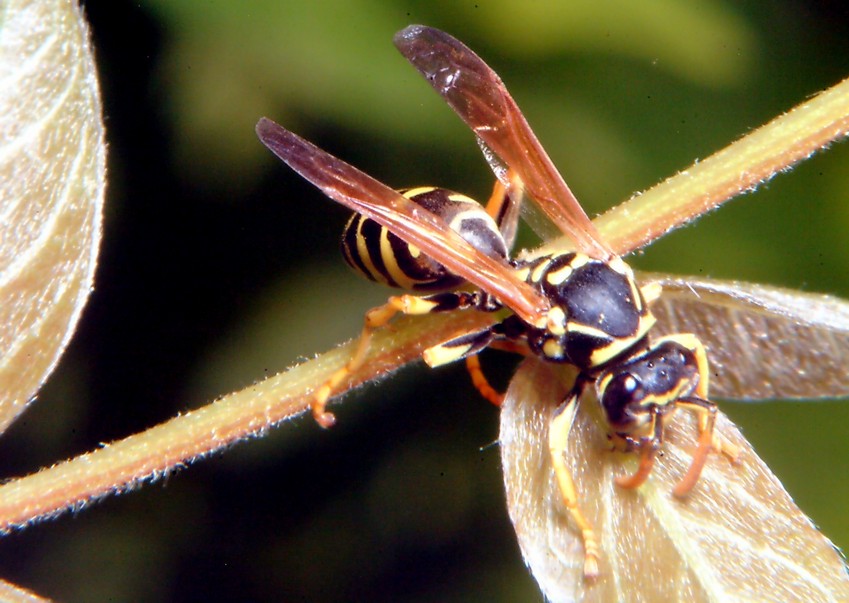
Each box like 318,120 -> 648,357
1,1 -> 849,601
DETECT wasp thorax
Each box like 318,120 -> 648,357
341,187 -> 506,292
522,252 -> 654,370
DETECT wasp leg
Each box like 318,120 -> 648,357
614,407 -> 664,490
463,339 -> 534,407
687,342 -> 740,464
312,291 -> 496,428
483,168 -> 524,248
549,382 -> 601,579
426,315 -> 532,404
672,397 -> 718,498
715,434 -> 741,464
668,335 -> 738,496
464,354 -> 503,407
311,297 -> 403,427
422,321 -> 496,368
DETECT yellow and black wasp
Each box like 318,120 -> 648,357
257,25 -> 849,588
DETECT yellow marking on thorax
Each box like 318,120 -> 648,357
589,336 -> 640,367
543,339 -> 564,359
585,314 -> 657,367
546,307 -> 567,336
530,261 -> 549,284
513,266 -> 531,282
569,254 -> 591,270
628,278 -> 644,312
565,321 -> 611,339
607,255 -> 629,275
545,264 -> 573,286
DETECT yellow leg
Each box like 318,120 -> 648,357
483,169 -> 524,247
672,402 -> 739,497
483,178 -> 509,221
638,334 -> 737,495
464,355 -> 503,406
715,434 -> 740,463
549,389 -> 600,579
311,294 -> 440,428
675,336 -> 716,496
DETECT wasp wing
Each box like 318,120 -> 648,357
477,150 -> 525,250
256,118 -> 550,326
646,273 -> 849,400
478,139 -> 565,246
501,358 -> 849,602
394,25 -> 613,261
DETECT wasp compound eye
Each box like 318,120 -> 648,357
601,372 -> 643,428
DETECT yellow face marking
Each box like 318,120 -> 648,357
634,370 -> 695,417
543,339 -> 564,359
638,387 -> 685,410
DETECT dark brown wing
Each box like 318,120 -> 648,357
645,272 -> 849,400
394,25 -> 614,261
256,118 -> 550,326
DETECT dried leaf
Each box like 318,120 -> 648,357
648,274 -> 849,400
501,359 -> 849,603
0,0 -> 105,432
0,577 -> 52,603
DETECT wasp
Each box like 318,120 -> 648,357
257,25 -> 848,582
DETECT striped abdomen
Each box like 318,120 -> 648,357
341,187 -> 507,291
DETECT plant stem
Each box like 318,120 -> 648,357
2,76 -> 849,530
